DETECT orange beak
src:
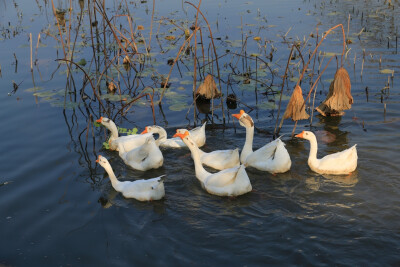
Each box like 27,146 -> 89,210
141,127 -> 148,134
96,155 -> 101,163
232,110 -> 245,120
96,117 -> 103,123
295,131 -> 304,138
173,131 -> 189,139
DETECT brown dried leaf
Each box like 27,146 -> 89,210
195,74 -> 221,99
108,82 -> 116,92
165,35 -> 176,41
316,67 -> 353,116
283,85 -> 309,121
123,55 -> 131,65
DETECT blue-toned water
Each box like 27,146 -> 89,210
1,0 -> 399,265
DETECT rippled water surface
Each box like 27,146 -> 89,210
1,0 -> 399,266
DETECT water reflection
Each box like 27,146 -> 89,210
305,170 -> 359,191
315,114 -> 350,148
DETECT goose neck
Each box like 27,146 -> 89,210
307,135 -> 318,165
183,137 -> 210,182
155,127 -> 168,146
107,121 -> 119,142
241,126 -> 254,162
103,163 -> 121,190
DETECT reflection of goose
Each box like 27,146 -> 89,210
305,171 -> 359,191
232,110 -> 291,174
173,130 -> 251,197
322,171 -> 359,186
295,131 -> 357,175
175,129 -> 240,170
141,123 -> 207,148
119,136 -> 163,171
96,117 -> 152,151
96,155 -> 165,201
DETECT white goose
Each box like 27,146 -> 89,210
141,123 -> 207,148
96,117 -> 153,151
119,136 -> 164,171
175,129 -> 240,170
173,130 -> 252,197
96,155 -> 165,201
295,131 -> 357,175
232,110 -> 291,174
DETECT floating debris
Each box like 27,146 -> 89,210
107,81 -> 116,93
0,180 -> 12,187
316,67 -> 353,116
185,29 -> 190,39
122,55 -> 131,65
55,9 -> 66,27
226,94 -> 237,109
165,35 -> 176,41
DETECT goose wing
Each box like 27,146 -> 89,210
245,139 -> 279,163
318,145 -> 357,168
204,166 -> 241,187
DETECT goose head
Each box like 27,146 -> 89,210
295,131 -> 315,141
232,110 -> 254,128
141,126 -> 160,134
96,155 -> 110,168
96,117 -> 114,128
175,128 -> 191,136
173,130 -> 195,146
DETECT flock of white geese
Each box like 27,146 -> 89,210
95,110 -> 358,201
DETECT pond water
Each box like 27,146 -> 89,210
1,0 -> 399,265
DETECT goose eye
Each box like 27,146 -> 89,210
104,119 -> 110,123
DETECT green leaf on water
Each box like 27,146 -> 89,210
169,102 -> 189,111
50,101 -> 79,109
100,94 -> 131,102
257,101 -> 276,110
184,71 -> 195,76
380,69 -> 394,75
78,58 -> 86,66
127,128 -> 138,135
33,91 -> 58,97
103,141 -> 110,150
239,82 -> 255,92
118,127 -> 127,133
324,79 -> 334,83
256,70 -> 267,77
322,52 -> 340,57
275,93 -> 291,101
225,40 -> 242,48
180,80 -> 193,85
25,86 -> 44,92
327,11 -> 341,16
